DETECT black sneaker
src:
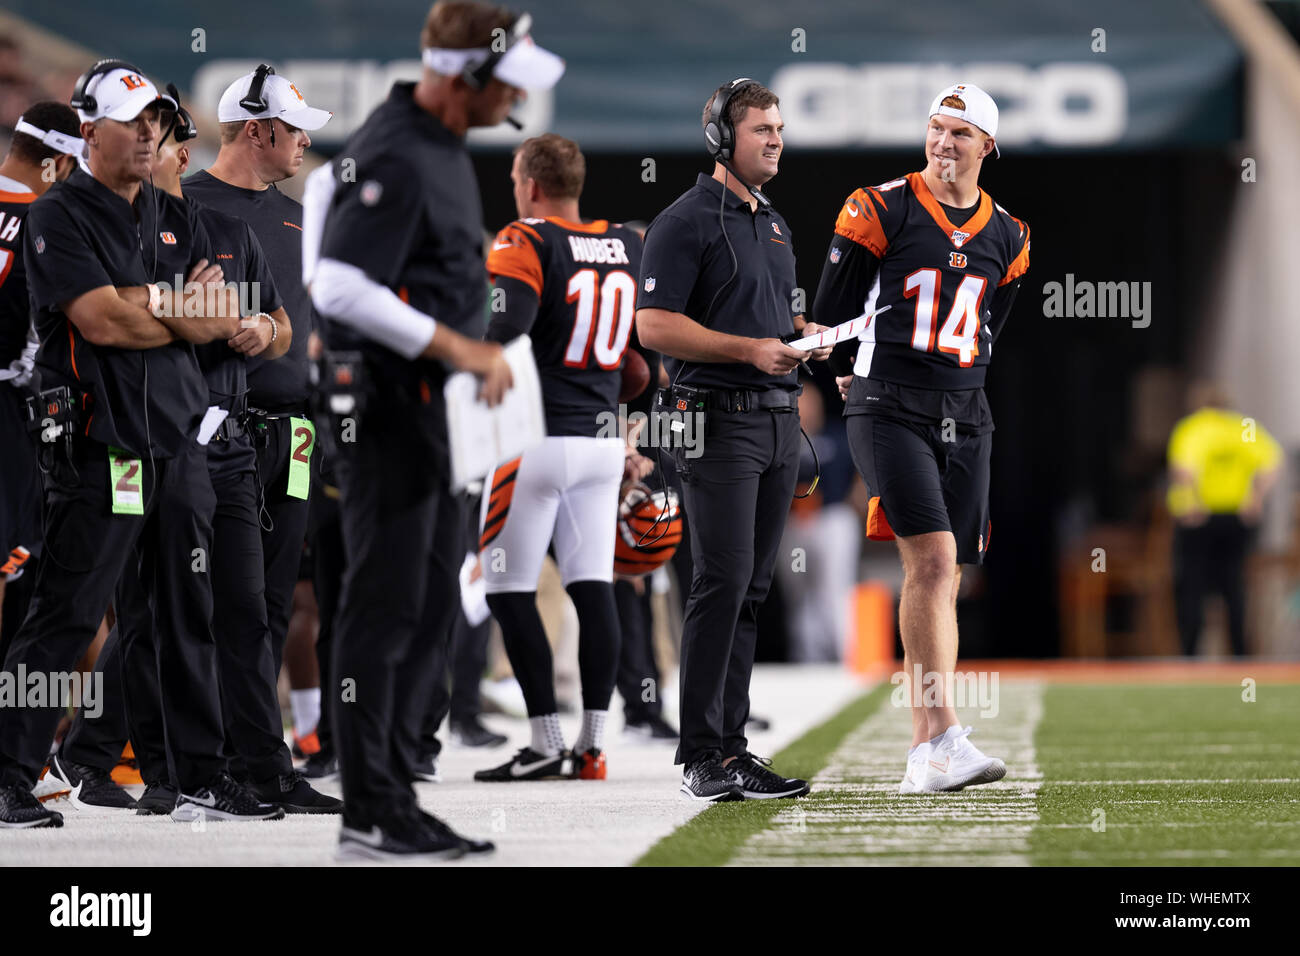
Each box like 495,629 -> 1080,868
419,809 -> 495,855
679,753 -> 744,802
451,718 -> 508,749
135,781 -> 178,815
624,713 -> 679,742
474,747 -> 571,782
338,812 -> 466,863
411,753 -> 442,783
301,751 -> 338,780
171,771 -> 287,822
48,753 -> 137,810
250,770 -> 343,814
0,783 -> 64,828
728,752 -> 810,799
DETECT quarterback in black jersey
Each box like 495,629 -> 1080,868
814,83 -> 1030,795
477,134 -> 643,783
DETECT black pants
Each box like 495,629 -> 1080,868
61,558 -> 168,784
255,413 -> 313,671
210,459 -> 293,779
63,444 -> 293,782
1173,515 -> 1253,656
420,608 -> 489,757
309,485 -> 344,761
333,398 -> 463,824
418,494 -> 487,756
0,439 -> 224,790
674,408 -> 800,765
615,579 -> 663,722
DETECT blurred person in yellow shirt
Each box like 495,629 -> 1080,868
1167,383 -> 1283,656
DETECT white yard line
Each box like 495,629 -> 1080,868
1037,778 -> 1300,786
0,664 -> 866,867
731,679 -> 1046,867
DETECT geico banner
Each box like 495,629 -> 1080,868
190,53 -> 1234,153
192,59 -> 554,147
770,63 -> 1128,147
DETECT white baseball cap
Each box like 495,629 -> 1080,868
218,70 -> 333,130
929,83 -> 1000,156
76,68 -> 177,124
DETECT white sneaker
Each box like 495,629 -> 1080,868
919,725 -> 1006,792
898,743 -> 930,794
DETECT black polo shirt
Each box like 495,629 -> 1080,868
184,170 -> 313,412
156,198 -> 283,414
318,82 -> 487,395
163,197 -> 284,478
638,173 -> 799,393
25,168 -> 210,458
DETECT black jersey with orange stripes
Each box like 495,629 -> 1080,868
486,216 -> 643,437
0,183 -> 37,368
814,171 -> 1029,391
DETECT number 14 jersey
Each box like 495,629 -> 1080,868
815,171 -> 1030,391
487,216 -> 643,436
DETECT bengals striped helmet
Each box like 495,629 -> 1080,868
614,483 -> 683,577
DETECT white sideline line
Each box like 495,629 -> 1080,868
730,681 -> 1046,867
1040,778 -> 1300,786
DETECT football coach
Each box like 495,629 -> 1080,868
305,0 -> 563,860
0,60 -> 277,827
636,78 -> 832,803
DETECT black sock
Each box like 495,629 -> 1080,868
565,580 -> 620,712
486,591 -> 557,716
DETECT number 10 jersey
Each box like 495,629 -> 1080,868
487,216 -> 643,436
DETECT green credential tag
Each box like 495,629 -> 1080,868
108,446 -> 144,515
287,417 -> 315,500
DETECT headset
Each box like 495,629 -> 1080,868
239,63 -> 279,146
160,83 -> 197,148
703,76 -> 752,163
69,58 -> 146,116
461,12 -> 532,90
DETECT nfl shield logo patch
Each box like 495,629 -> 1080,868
34,235 -> 45,254
829,247 -> 841,264
360,180 -> 383,206
644,277 -> 656,293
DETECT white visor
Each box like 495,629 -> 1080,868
14,119 -> 84,156
421,35 -> 565,91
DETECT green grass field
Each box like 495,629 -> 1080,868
637,677 -> 1300,866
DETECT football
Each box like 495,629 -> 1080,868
618,348 -> 651,402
